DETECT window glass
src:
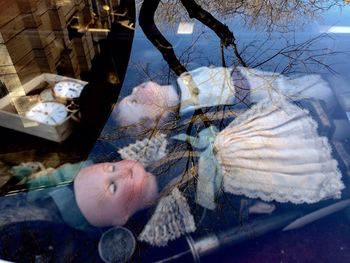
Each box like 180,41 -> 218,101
1,0 -> 350,262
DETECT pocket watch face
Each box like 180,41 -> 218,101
53,81 -> 84,100
25,102 -> 68,125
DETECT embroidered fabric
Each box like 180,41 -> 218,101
118,133 -> 168,167
214,98 -> 345,204
138,188 -> 196,247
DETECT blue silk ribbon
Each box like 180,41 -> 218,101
172,126 -> 223,210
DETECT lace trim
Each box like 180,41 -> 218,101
138,188 -> 196,247
118,133 -> 168,167
223,172 -> 344,204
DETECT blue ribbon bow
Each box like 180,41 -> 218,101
172,126 -> 223,210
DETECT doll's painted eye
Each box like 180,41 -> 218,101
106,164 -> 116,173
130,99 -> 137,104
108,182 -> 118,194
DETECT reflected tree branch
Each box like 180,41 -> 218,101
179,0 -> 247,66
139,0 -> 247,76
139,0 -> 187,75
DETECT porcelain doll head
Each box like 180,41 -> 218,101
113,81 -> 180,132
74,160 -> 158,227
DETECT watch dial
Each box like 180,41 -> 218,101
26,102 -> 68,125
53,81 -> 84,99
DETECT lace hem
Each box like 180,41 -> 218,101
223,173 -> 345,204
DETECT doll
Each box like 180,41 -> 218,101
114,66 -> 336,131
109,66 -> 344,247
19,159 -> 159,231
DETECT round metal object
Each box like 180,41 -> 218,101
98,226 -> 136,263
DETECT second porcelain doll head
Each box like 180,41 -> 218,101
113,67 -> 236,132
114,81 -> 180,132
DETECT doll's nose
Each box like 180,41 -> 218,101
133,82 -> 148,93
131,87 -> 138,94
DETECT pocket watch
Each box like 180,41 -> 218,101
25,102 -> 68,125
53,81 -> 84,104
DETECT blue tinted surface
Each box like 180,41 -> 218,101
88,2 -> 350,262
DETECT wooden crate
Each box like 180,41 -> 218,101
0,73 -> 87,142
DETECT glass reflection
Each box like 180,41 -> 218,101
0,0 -> 350,262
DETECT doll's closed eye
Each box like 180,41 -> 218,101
108,181 -> 118,194
105,164 -> 116,173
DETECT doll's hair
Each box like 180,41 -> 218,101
114,104 -> 179,137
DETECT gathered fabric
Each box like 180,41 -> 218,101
214,98 -> 344,204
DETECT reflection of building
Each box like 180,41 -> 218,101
0,0 -> 99,97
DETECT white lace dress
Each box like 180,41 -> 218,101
214,97 -> 344,204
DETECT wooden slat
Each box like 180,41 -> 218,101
5,31 -> 36,64
1,74 -> 23,96
15,0 -> 41,14
17,59 -> 52,84
40,9 -> 65,31
54,27 -> 71,48
0,45 -> 13,66
0,15 -> 26,43
42,38 -> 65,66
22,13 -> 42,28
36,0 -> 51,16
58,1 -> 76,21
0,1 -> 21,28
0,65 -> 16,75
37,27 -> 55,48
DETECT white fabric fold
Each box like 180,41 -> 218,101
177,66 -> 235,113
214,98 -> 344,204
237,66 -> 335,109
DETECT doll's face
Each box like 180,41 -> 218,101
74,160 -> 158,227
114,81 -> 179,128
